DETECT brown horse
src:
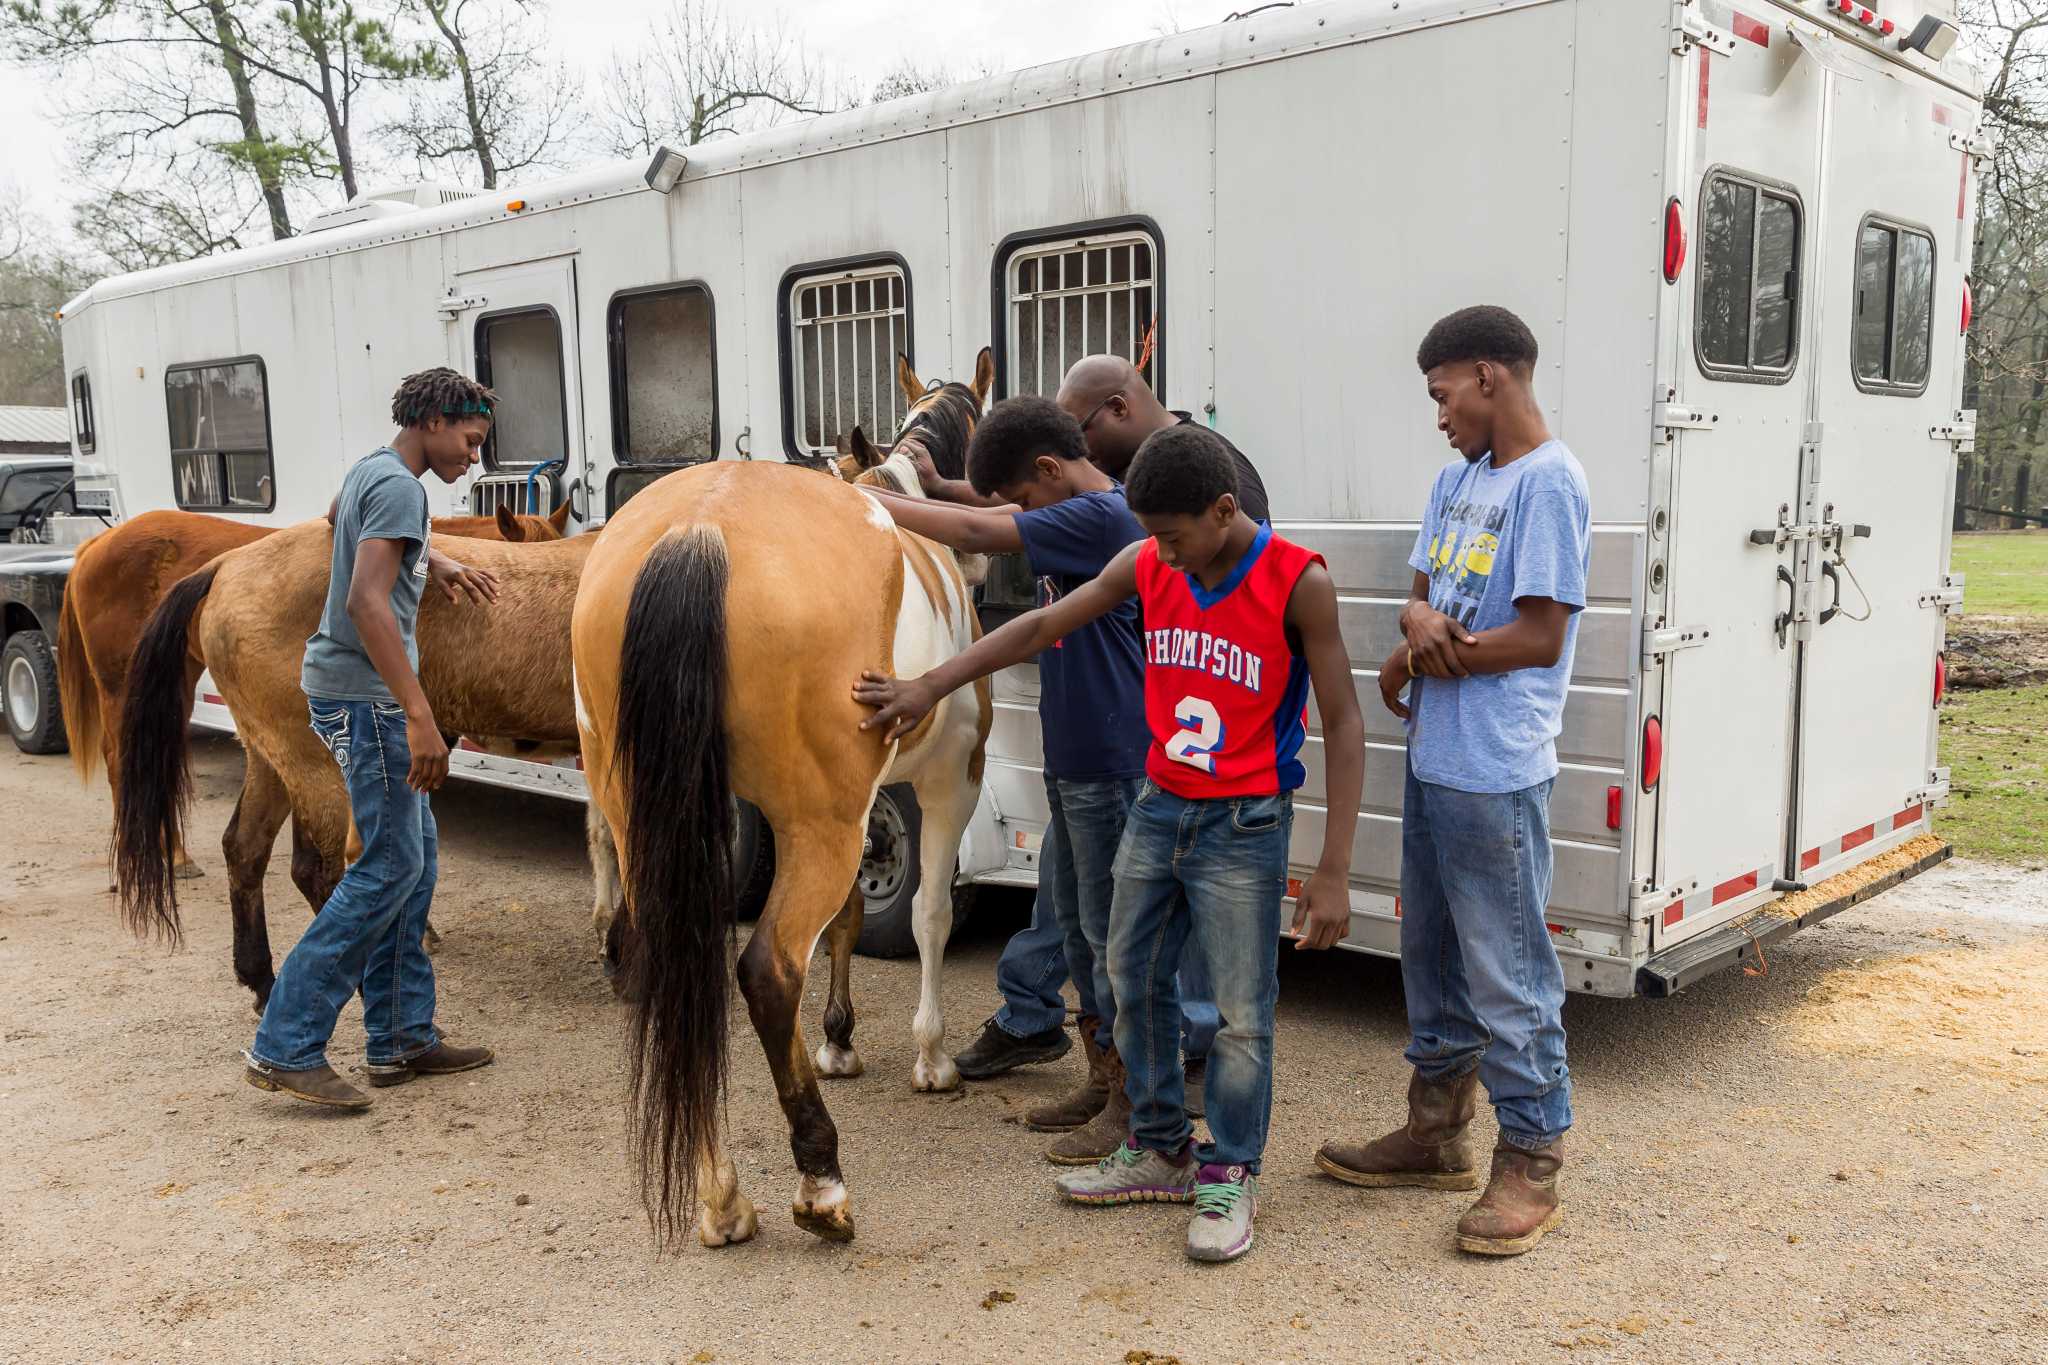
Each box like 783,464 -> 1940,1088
59,502 -> 566,876
575,457 -> 991,1251
111,519 -> 588,1008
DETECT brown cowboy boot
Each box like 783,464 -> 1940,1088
244,1060 -> 371,1110
1045,1046 -> 1133,1166
1314,1067 -> 1480,1190
1456,1139 -> 1564,1256
364,1040 -> 497,1088
1024,1016 -> 1109,1133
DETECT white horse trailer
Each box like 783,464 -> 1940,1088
53,0 -> 1982,992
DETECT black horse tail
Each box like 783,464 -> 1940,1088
614,523 -> 736,1248
113,561 -> 220,943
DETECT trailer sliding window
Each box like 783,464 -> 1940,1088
70,371 -> 95,454
1853,216 -> 1935,395
164,357 -> 274,512
780,257 -> 911,460
608,282 -> 718,514
475,307 -> 568,471
995,221 -> 1160,400
1696,172 -> 1802,383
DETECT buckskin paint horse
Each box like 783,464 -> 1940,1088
60,503 -> 566,878
112,518 -> 588,1009
575,362 -> 996,1251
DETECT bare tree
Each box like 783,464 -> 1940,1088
595,0 -> 834,157
386,0 -> 579,188
0,193 -> 93,404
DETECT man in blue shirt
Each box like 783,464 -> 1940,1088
866,396 -> 1214,1164
244,368 -> 501,1109
1314,306 -> 1590,1257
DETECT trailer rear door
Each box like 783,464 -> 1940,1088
1789,67 -> 1970,875
1655,33 -> 1826,931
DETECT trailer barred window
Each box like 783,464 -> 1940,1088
1853,217 -> 1935,394
475,308 -> 568,470
164,357 -> 273,511
1001,227 -> 1158,398
1697,173 -> 1802,381
785,260 -> 909,457
609,283 -> 718,513
70,371 -> 95,454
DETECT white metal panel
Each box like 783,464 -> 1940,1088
330,236 -> 451,470
1656,29 -> 1825,918
1211,5 -> 1576,521
1793,48 -> 1973,861
232,259 -> 340,522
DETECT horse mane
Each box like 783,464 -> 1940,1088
895,382 -> 979,481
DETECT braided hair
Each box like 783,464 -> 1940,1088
390,367 -> 498,428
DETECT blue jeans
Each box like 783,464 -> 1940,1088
1399,764 -> 1572,1150
1108,781 -> 1292,1173
249,698 -> 442,1073
993,774 -> 1220,1058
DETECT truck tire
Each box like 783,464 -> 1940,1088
732,798 -> 775,920
3,629 -> 65,755
854,784 -> 976,958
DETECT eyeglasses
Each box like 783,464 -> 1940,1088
1077,391 -> 1122,433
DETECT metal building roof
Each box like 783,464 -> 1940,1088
0,406 -> 69,448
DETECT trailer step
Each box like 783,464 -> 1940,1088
1637,837 -> 1953,998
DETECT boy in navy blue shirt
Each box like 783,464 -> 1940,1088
866,396 -> 1214,1163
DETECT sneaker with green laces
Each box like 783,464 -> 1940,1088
1185,1163 -> 1258,1262
1055,1139 -> 1198,1206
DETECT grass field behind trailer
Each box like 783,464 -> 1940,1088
1940,533 -> 2048,864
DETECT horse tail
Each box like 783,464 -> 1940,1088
56,568 -> 100,783
113,561 -> 220,944
614,523 -> 736,1247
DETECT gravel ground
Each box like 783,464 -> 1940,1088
3,736 -> 2045,1364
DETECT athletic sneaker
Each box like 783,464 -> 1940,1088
1185,1163 -> 1258,1262
952,1015 -> 1072,1079
1055,1139 -> 1198,1206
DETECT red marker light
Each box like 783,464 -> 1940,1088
1934,653 -> 1947,705
1664,198 -> 1687,282
1606,785 -> 1623,830
1641,716 -> 1664,791
1961,277 -> 1973,334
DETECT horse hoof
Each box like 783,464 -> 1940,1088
173,861 -> 205,881
814,1042 -> 864,1078
792,1201 -> 856,1243
697,1197 -> 759,1248
912,1056 -> 961,1093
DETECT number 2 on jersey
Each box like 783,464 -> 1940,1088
1165,695 -> 1224,774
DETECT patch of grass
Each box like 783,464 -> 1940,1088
1950,533 -> 2048,619
1936,684 -> 2048,865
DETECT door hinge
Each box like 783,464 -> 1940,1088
1633,877 -> 1701,918
436,292 -> 488,319
1918,574 -> 1965,614
1643,622 -> 1711,665
1673,4 -> 1738,55
1949,127 -> 1999,161
1929,410 -> 1976,452
1907,769 -> 1952,809
1657,401 -> 1718,439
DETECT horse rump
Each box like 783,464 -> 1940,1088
112,562 -> 219,943
613,523 -> 738,1247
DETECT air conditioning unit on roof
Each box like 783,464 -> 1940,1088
305,182 -> 479,234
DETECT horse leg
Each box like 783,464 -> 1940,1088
588,799 -> 624,944
814,885 -> 865,1079
224,751 -> 294,1014
693,1145 -> 758,1249
170,666 -> 206,879
736,821 -> 866,1242
908,772 -> 981,1093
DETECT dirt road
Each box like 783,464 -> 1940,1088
3,737 -> 2044,1363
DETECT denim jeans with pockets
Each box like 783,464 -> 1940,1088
1108,780 -> 1291,1173
993,774 -> 1220,1059
249,697 -> 441,1073
1399,762 -> 1573,1150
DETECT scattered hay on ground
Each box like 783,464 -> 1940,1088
1749,833 -> 1949,923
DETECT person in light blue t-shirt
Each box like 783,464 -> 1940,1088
1314,306 -> 1589,1259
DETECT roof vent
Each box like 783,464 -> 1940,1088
305,182 -> 479,234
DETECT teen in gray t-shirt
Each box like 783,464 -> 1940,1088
301,448 -> 431,701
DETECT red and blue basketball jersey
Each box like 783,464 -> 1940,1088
1135,523 -> 1323,800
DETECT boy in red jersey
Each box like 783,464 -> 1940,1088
856,424 -> 1364,1263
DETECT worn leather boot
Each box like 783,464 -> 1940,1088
1314,1067 -> 1480,1190
365,1040 -> 497,1088
1024,1016 -> 1109,1132
1456,1139 -> 1564,1255
244,1060 -> 371,1110
1045,1047 -> 1133,1166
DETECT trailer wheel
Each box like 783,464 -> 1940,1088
4,629 -> 65,755
732,798 -> 775,920
853,784 -> 975,958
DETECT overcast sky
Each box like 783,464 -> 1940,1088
2,0 -> 1210,221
